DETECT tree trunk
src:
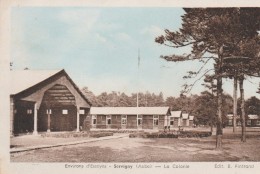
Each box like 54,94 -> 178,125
216,75 -> 223,150
239,77 -> 246,142
216,47 -> 224,150
233,77 -> 238,132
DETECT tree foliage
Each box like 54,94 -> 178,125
155,8 -> 260,148
245,96 -> 260,115
81,88 -> 166,107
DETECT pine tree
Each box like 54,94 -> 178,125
155,8 -> 260,148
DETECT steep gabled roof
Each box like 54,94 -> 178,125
10,70 -> 61,95
182,113 -> 189,119
10,69 -> 91,106
90,107 -> 170,115
170,111 -> 182,118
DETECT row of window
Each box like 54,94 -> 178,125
91,115 -> 159,126
48,109 -> 86,115
228,120 -> 260,126
21,109 -> 86,115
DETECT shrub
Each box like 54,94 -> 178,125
89,132 -> 113,138
91,129 -> 144,134
129,130 -> 211,138
41,132 -> 113,138
129,132 -> 178,138
179,131 -> 212,138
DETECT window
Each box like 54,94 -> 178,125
27,109 -> 32,114
106,115 -> 111,125
228,119 -> 233,126
79,109 -> 85,114
153,115 -> 159,119
256,120 -> 260,125
46,109 -> 52,114
247,120 -> 251,126
138,119 -> 142,125
137,115 -> 142,126
62,109 -> 68,114
92,115 -> 97,125
170,117 -> 174,126
154,119 -> 159,126
122,115 -> 127,125
153,115 -> 159,126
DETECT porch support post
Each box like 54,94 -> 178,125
10,98 -> 15,136
47,109 -> 51,132
136,115 -> 138,129
76,107 -> 80,132
33,103 -> 38,135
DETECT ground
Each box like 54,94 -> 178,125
10,127 -> 260,162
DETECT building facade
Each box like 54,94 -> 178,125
226,114 -> 260,127
189,116 -> 194,127
10,69 -> 199,134
10,69 -> 91,135
169,111 -> 182,128
90,107 -> 171,130
182,113 -> 189,127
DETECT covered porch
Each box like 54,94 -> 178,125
10,70 -> 91,135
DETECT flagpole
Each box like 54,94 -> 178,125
137,48 -> 140,108
137,48 -> 140,129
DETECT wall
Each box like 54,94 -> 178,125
79,108 -> 90,129
13,100 -> 34,133
183,119 -> 188,127
189,120 -> 194,127
38,105 -> 77,131
158,115 -> 165,129
142,115 -> 153,129
126,115 -> 137,129
173,118 -> 179,127
96,115 -> 106,129
111,115 -> 121,129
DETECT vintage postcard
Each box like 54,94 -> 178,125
1,1 -> 260,174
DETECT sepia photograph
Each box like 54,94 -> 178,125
1,1 -> 260,174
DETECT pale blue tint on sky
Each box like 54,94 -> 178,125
11,7 -> 260,98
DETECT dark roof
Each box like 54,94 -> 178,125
10,69 -> 91,106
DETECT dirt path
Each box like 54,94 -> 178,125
11,136 -> 260,162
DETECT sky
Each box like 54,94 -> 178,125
11,7 -> 260,99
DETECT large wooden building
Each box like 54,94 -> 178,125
90,107 -> 171,130
10,69 -> 91,135
10,69 -> 198,134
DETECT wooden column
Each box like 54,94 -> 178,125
47,109 -> 51,132
10,98 -> 14,136
136,115 -> 138,129
76,107 -> 80,132
33,103 -> 38,135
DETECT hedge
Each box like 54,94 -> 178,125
129,131 -> 212,138
91,129 -> 145,133
41,132 -> 113,138
129,132 -> 178,138
179,131 -> 212,138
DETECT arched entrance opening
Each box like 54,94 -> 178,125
38,84 -> 77,132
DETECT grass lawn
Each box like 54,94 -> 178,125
10,127 -> 260,162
